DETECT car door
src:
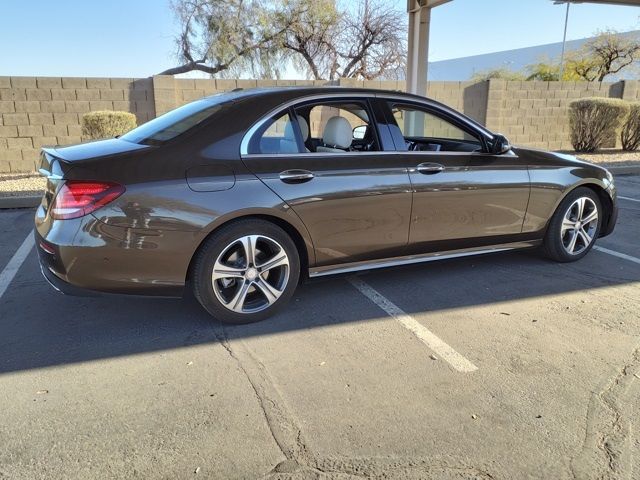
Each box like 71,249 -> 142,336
379,98 -> 531,252
240,96 -> 413,267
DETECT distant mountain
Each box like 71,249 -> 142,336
428,30 -> 640,81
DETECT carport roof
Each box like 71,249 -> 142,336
556,0 -> 640,5
406,0 -> 640,12
406,0 -> 451,9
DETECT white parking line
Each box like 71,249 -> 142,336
594,246 -> 640,266
619,196 -> 640,204
0,232 -> 34,300
348,276 -> 478,373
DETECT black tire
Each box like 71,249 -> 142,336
543,187 -> 602,263
192,219 -> 300,324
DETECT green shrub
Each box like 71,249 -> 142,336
471,67 -> 526,82
621,102 -> 640,151
569,98 -> 629,152
81,111 -> 137,140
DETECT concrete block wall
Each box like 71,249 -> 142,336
620,80 -> 640,101
0,77 -> 154,172
0,75 -> 635,173
485,79 -> 624,150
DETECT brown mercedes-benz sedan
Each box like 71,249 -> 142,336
35,87 -> 618,323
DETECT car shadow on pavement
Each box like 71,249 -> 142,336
1,246 -> 638,375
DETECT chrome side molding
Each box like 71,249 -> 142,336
308,240 -> 541,277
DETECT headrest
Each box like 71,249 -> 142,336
322,116 -> 352,149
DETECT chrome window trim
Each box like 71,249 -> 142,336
241,151 -> 518,160
244,150 -> 475,159
309,240 -> 540,277
239,91 -> 496,156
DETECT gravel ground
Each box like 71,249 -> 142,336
559,149 -> 640,166
0,174 -> 46,198
0,149 -> 638,197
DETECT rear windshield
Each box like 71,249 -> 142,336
120,98 -> 224,145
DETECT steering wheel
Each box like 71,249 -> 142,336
406,140 -> 418,151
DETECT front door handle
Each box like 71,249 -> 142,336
279,169 -> 315,184
416,162 -> 445,175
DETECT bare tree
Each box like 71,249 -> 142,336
161,0 -> 405,80
571,30 -> 640,82
280,0 -> 406,80
158,0 -> 299,77
337,0 -> 405,80
281,0 -> 340,80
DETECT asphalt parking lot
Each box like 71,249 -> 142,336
0,176 -> 639,480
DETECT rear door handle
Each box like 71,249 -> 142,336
416,162 -> 445,175
279,169 -> 315,184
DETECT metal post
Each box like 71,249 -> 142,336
559,1 -> 571,81
406,1 -> 430,96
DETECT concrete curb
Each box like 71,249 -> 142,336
609,165 -> 640,176
0,195 -> 40,209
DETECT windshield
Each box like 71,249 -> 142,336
121,98 -> 224,145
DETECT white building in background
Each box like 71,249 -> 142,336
427,30 -> 640,81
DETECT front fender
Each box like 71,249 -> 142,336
523,163 -> 614,234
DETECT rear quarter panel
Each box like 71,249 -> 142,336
39,95 -> 318,291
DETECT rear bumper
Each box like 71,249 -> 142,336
38,256 -> 98,297
34,207 -> 188,297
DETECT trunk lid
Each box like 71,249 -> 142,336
45,138 -> 150,163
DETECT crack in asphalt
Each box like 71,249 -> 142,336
571,345 -> 640,480
212,325 -> 497,480
212,326 -> 312,466
598,349 -> 640,479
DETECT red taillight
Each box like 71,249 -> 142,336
50,181 -> 125,220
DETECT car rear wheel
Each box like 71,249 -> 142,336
192,219 -> 300,324
543,187 -> 601,262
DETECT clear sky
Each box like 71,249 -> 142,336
0,0 -> 639,78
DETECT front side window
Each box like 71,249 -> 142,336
388,103 -> 482,152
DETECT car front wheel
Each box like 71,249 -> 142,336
543,187 -> 602,262
192,219 -> 300,324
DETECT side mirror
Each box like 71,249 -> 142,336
353,125 -> 367,140
491,134 -> 511,155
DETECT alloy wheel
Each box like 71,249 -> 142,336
561,197 -> 598,255
212,235 -> 290,313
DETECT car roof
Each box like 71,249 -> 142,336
201,86 -> 494,140
202,86 -> 435,104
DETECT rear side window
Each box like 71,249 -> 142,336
294,100 -> 380,153
247,112 -> 302,154
121,99 -> 222,145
